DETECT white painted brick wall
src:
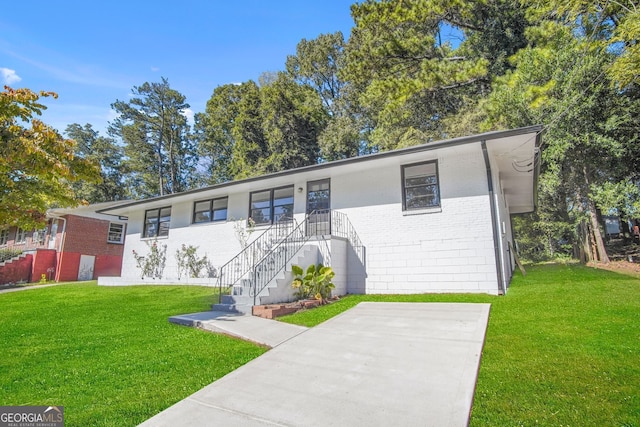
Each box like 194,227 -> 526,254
331,144 -> 500,294
118,142 -> 502,294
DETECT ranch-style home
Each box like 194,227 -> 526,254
98,125 -> 542,312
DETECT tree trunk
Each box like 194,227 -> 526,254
577,220 -> 591,263
583,166 -> 609,263
587,197 -> 610,263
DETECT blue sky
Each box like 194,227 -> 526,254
1,1 -> 356,135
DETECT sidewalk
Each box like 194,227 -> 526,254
145,302 -> 491,426
0,283 -> 62,294
169,311 -> 308,347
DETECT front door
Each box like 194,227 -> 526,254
307,179 -> 330,235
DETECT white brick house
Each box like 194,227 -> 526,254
98,126 -> 541,306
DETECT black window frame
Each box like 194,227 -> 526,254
143,206 -> 172,238
249,185 -> 294,225
192,197 -> 228,224
401,160 -> 441,211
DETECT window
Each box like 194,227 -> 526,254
143,207 -> 171,238
15,228 -> 27,244
193,197 -> 228,224
249,186 -> 294,225
402,161 -> 440,210
0,229 -> 8,246
32,229 -> 46,244
108,222 -> 125,244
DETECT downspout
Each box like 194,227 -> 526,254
481,140 -> 506,295
48,215 -> 67,282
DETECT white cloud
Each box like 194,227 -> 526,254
182,107 -> 195,124
151,66 -> 160,72
0,67 -> 22,84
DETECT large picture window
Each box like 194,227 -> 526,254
143,207 -> 171,238
402,161 -> 440,210
249,186 -> 294,225
193,197 -> 228,223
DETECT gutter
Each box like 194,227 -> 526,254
47,215 -> 67,282
481,140 -> 506,295
97,125 -> 544,214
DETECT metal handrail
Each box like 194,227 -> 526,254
250,213 -> 313,304
328,210 -> 365,265
217,215 -> 295,301
216,209 -> 366,306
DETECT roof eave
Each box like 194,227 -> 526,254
98,125 -> 544,215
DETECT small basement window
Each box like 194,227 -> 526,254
402,161 -> 440,211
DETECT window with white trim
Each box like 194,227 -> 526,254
193,197 -> 228,224
249,186 -> 294,225
402,161 -> 440,210
15,228 -> 27,244
108,222 -> 125,244
0,229 -> 8,246
143,207 -> 171,238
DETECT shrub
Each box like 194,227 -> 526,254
291,264 -> 335,302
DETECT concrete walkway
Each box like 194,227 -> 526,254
144,302 -> 490,426
169,311 -> 309,348
0,283 -> 63,294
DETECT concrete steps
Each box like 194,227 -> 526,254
213,243 -> 320,314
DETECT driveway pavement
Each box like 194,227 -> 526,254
143,302 -> 490,427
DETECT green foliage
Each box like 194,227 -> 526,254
526,0 -> 640,88
258,72 -> 327,173
343,0 -> 529,149
0,248 -> 23,263
65,123 -> 126,203
0,87 -> 101,228
513,213 -> 574,262
483,21 -> 638,261
131,241 -> 167,279
291,263 -> 335,302
590,180 -> 640,218
195,82 -> 266,184
109,78 -> 197,198
175,244 -> 212,279
287,32 -> 363,160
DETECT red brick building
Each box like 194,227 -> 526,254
0,202 -> 127,284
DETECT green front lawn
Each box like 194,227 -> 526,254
1,264 -> 638,426
0,284 -> 266,427
280,264 -> 640,426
